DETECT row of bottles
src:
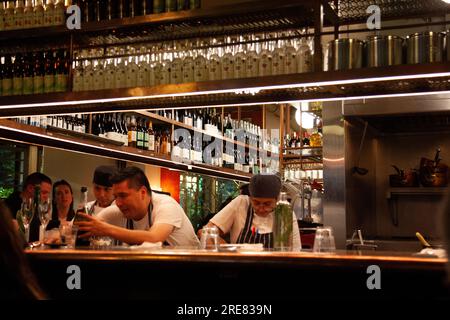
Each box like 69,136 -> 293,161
283,165 -> 323,181
0,0 -> 66,30
151,108 -> 272,153
0,49 -> 69,96
74,0 -> 201,22
283,119 -> 323,153
13,113 -> 88,132
11,108 -> 280,174
72,35 -> 313,91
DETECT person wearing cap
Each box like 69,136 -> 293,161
202,174 -> 301,251
87,165 -> 117,215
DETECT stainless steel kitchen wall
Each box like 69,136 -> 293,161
323,101 -> 346,249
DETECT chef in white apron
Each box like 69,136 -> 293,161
204,174 -> 301,251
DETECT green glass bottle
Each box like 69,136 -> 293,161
165,0 -> 176,12
153,0 -> 164,13
273,192 -> 293,251
190,0 -> 200,9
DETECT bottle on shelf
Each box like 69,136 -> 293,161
153,0 -> 165,14
54,0 -> 65,25
12,53 -> 23,96
55,49 -> 69,92
43,50 -> 55,93
309,118 -> 323,147
128,115 -> 138,148
15,0 -> 25,29
34,0 -> 45,27
147,121 -> 155,152
44,0 -> 55,26
23,53 -> 34,95
33,51 -> 44,94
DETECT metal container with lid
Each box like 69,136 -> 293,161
327,38 -> 364,71
446,31 -> 450,61
367,35 -> 404,67
406,31 -> 444,64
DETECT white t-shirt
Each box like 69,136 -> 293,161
87,200 -> 113,215
97,193 -> 200,247
210,195 -> 302,251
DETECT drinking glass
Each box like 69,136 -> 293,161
312,226 -> 336,253
18,199 -> 34,243
199,226 -> 219,251
38,199 -> 52,242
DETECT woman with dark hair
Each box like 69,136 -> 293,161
47,180 -> 75,230
0,200 -> 46,300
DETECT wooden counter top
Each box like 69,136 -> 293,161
25,248 -> 448,300
26,247 -> 447,271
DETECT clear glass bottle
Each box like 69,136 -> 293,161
233,42 -> 246,79
44,0 -> 55,26
207,45 -> 222,81
82,59 -> 94,91
284,39 -> 297,74
34,0 -> 45,27
137,47 -> 149,87
181,50 -> 194,83
221,42 -> 233,80
170,50 -> 183,84
272,39 -> 285,75
126,54 -> 138,88
4,1 -> 16,30
0,3 -> 5,31
103,56 -> 115,89
93,58 -> 105,91
193,48 -> 207,82
258,40 -> 272,77
15,0 -> 25,29
23,0 -> 34,28
54,0 -> 65,25
297,38 -> 312,73
273,192 -> 293,251
245,40 -> 259,78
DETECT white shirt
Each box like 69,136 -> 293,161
87,200 -> 113,215
97,192 -> 200,247
210,195 -> 302,251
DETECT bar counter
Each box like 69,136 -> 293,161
25,248 -> 449,300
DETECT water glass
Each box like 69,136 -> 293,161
313,226 -> 336,253
60,225 -> 78,249
199,226 -> 219,251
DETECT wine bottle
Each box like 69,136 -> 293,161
136,117 -> 144,149
44,50 -> 55,93
74,186 -> 91,247
148,121 -> 155,152
128,115 -> 138,148
12,53 -> 23,96
23,53 -> 34,95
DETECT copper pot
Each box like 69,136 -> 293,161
389,165 -> 419,187
419,149 -> 448,187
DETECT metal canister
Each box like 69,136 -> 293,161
367,35 -> 403,67
406,31 -> 444,64
446,31 -> 450,62
327,38 -> 364,71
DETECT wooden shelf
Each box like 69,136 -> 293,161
136,110 -> 267,155
0,119 -> 251,182
387,187 -> 449,199
1,62 -> 450,118
0,0 -> 324,43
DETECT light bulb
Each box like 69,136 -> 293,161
295,109 -> 315,129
